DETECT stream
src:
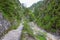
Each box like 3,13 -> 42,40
29,22 -> 60,40
1,22 -> 24,40
1,21 -> 60,40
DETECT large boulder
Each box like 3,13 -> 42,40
0,13 -> 11,38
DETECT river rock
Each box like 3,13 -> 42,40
0,12 -> 11,38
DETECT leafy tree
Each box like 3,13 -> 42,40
29,0 -> 60,35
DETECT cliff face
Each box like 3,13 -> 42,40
0,13 -> 11,38
0,0 -> 23,39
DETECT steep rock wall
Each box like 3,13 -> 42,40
0,13 -> 11,38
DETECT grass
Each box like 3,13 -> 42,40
20,20 -> 46,40
20,20 -> 34,40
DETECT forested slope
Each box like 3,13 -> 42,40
0,0 -> 24,22
29,0 -> 60,35
0,0 -> 60,40
0,0 -> 24,38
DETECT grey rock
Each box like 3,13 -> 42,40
0,12 -> 11,38
0,13 -> 3,19
1,22 -> 24,40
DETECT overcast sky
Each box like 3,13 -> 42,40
19,0 -> 42,7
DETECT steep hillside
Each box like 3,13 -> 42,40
0,0 -> 24,38
29,0 -> 60,35
0,0 -> 60,40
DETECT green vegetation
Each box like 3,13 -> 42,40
20,20 -> 34,40
0,0 -> 24,38
21,20 -> 46,40
0,0 -> 60,40
29,0 -> 60,34
21,0 -> 60,39
0,0 -> 24,30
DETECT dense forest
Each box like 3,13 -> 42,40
29,0 -> 60,35
18,0 -> 60,35
0,0 -> 60,40
21,0 -> 60,40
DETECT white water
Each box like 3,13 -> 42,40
1,21 -> 60,40
29,22 -> 60,40
1,22 -> 24,40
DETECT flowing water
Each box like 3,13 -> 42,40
1,22 -> 24,40
28,22 -> 60,40
1,21 -> 60,40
